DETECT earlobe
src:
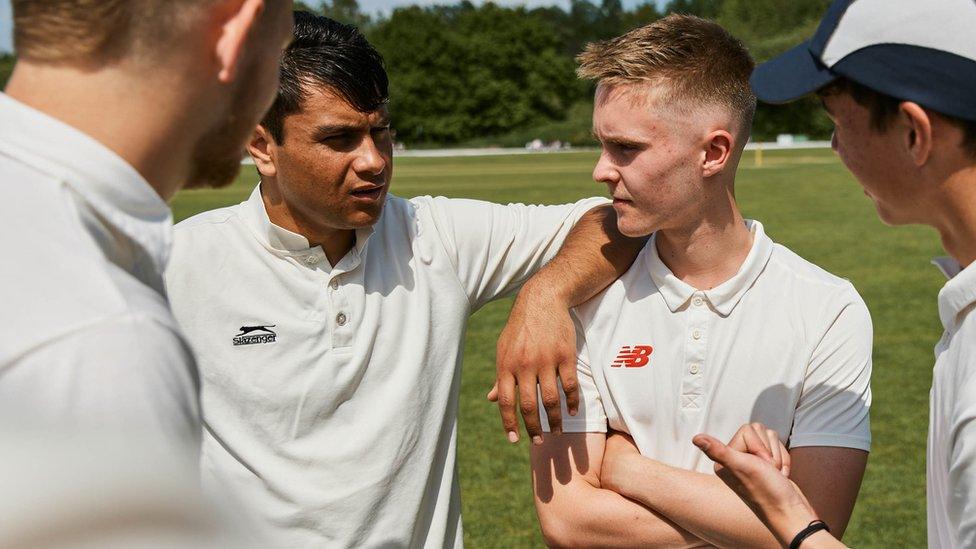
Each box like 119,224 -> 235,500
901,102 -> 933,167
215,0 -> 266,84
248,125 -> 277,178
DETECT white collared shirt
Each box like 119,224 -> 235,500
164,185 -> 606,548
547,220 -> 873,472
0,93 -> 200,451
928,257 -> 976,549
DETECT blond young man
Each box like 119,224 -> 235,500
531,16 -> 872,547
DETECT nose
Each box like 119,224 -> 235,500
592,150 -> 619,188
353,135 -> 387,177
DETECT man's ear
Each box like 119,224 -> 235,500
899,101 -> 933,167
248,125 -> 277,178
214,0 -> 266,83
702,130 -> 734,178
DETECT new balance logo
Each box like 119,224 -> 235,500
611,345 -> 653,368
233,325 -> 277,346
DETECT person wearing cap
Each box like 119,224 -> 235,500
692,1 -> 976,548
527,15 -> 873,548
164,13 -> 644,548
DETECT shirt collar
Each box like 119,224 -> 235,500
0,93 -> 173,273
239,184 -> 375,262
645,219 -> 774,316
933,256 -> 976,331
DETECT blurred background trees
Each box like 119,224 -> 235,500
0,0 -> 835,146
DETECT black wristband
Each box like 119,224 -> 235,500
789,520 -> 830,549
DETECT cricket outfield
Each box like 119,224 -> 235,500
172,149 -> 938,547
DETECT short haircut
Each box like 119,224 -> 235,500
12,0 -> 214,64
821,78 -> 976,157
577,14 -> 756,139
262,12 -> 389,144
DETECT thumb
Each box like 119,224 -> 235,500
487,383 -> 499,402
693,434 -> 733,466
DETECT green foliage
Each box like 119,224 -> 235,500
294,0 -> 371,28
369,3 -> 585,145
0,55 -> 15,90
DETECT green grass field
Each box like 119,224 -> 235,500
172,149 -> 941,547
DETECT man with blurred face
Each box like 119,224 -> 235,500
529,15 -> 873,548
165,12 -> 644,548
0,0 -> 293,545
690,1 -> 976,548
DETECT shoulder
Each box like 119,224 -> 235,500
173,204 -> 241,236
766,243 -> 866,308
574,245 -> 657,326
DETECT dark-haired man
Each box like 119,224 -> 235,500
691,1 -> 976,548
165,12 -> 643,547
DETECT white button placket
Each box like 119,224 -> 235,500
679,291 -> 709,412
328,254 -> 361,350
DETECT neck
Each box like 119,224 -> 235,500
260,181 -> 356,266
931,164 -> 976,268
5,60 -> 205,202
655,186 -> 752,290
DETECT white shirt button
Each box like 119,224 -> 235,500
692,330 -> 702,340
336,313 -> 347,326
693,296 -> 704,307
330,278 -> 339,290
690,363 -> 701,375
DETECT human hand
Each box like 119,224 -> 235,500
488,282 -> 578,445
600,431 -> 642,493
693,424 -> 819,546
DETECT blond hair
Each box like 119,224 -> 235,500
13,0 -> 214,64
578,14 -> 756,134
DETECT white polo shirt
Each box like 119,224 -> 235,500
928,257 -> 976,549
0,93 -> 200,454
548,220 -> 872,472
165,185 -> 606,548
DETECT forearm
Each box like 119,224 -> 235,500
523,205 -> 646,307
615,457 -> 780,548
536,483 -> 707,548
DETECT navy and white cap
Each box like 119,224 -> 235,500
751,0 -> 976,122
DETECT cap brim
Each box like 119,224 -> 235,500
751,41 -> 838,104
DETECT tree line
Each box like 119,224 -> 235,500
2,0 -> 832,146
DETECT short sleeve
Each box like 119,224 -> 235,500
0,314 -> 202,454
539,319 -> 608,433
790,287 -> 873,451
419,196 -> 609,311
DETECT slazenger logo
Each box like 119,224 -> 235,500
611,345 -> 653,368
233,325 -> 277,346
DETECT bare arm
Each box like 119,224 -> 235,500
693,428 -> 848,548
531,432 -> 707,548
602,434 -> 865,548
493,205 -> 647,443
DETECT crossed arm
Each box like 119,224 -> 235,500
532,431 -> 867,548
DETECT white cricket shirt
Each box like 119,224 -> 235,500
928,257 -> 976,549
0,93 -> 200,453
164,185 -> 606,548
548,220 -> 873,472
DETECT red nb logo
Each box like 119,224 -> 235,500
611,345 -> 653,368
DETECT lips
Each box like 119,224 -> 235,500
350,185 -> 385,201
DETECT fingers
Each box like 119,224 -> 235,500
486,382 -> 498,402
693,434 -> 737,470
741,423 -> 773,461
519,375 -> 544,445
765,428 -> 783,473
538,369 -> 562,435
495,375 -> 520,443
557,361 -> 579,417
